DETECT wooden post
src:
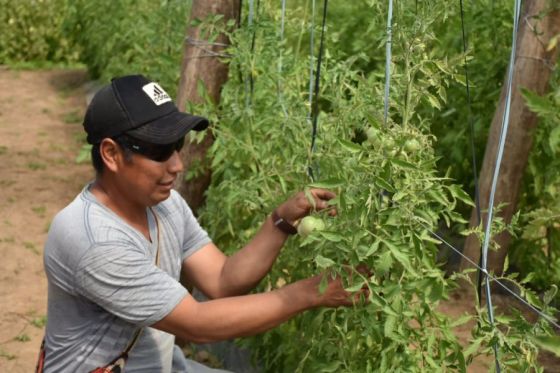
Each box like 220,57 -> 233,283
460,1 -> 560,276
175,0 -> 241,214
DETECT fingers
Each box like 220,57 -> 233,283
277,188 -> 338,223
311,188 -> 336,201
356,264 -> 373,278
352,287 -> 370,306
309,188 -> 337,213
321,269 -> 371,308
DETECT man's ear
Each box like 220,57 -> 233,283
99,138 -> 124,173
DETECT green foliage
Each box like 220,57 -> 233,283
14,333 -> 31,342
532,334 -> 560,358
509,74 -> 560,301
64,0 -> 191,98
31,315 -> 47,328
194,1 -> 555,371
429,0 -> 514,204
0,0 -> 80,65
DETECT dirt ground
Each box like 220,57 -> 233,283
0,68 -> 557,372
0,68 -> 92,372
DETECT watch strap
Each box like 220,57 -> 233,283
271,209 -> 297,235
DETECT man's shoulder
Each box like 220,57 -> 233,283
48,186 -> 134,248
49,189 -> 88,232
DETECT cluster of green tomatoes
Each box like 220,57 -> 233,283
364,126 -> 422,157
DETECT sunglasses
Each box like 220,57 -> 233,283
115,135 -> 185,162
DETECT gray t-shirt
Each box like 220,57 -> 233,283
43,184 -> 212,372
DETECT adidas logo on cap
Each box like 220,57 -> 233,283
142,82 -> 172,106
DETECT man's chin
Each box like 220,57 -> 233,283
149,191 -> 172,206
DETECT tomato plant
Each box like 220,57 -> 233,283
194,1 -> 557,371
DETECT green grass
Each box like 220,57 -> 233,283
14,334 -> 30,342
0,179 -> 16,187
0,145 -> 7,155
48,143 -> 65,152
31,206 -> 46,218
23,241 -> 40,255
0,348 -> 16,360
63,110 -> 82,124
53,158 -> 70,166
31,315 -> 47,328
0,236 -> 15,243
27,162 -> 46,170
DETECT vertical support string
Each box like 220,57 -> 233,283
480,1 -> 522,371
307,0 -> 317,123
277,0 -> 289,118
307,0 -> 328,182
459,0 -> 484,308
245,0 -> 259,108
383,0 -> 393,126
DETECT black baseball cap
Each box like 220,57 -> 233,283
83,75 -> 209,145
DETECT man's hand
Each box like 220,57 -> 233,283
305,268 -> 370,308
275,188 -> 337,225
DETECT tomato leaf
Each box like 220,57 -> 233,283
338,138 -> 364,153
390,158 -> 417,170
315,255 -> 335,269
532,335 -> 560,357
309,178 -> 345,189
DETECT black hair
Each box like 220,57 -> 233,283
91,143 -> 104,174
91,140 -> 133,174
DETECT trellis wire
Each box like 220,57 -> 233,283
245,0 -> 257,108
383,0 -> 393,126
277,0 -> 289,118
479,0 -> 522,370
307,0 -> 328,182
459,0 -> 498,367
184,37 -> 232,59
307,0 -> 316,122
458,1 -> 484,307
411,218 -> 560,332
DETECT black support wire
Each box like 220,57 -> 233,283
458,0 -> 484,307
307,0 -> 328,182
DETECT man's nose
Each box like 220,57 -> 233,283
167,151 -> 184,174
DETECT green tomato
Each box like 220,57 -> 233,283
297,216 -> 326,237
365,127 -> 380,145
404,139 -> 421,152
384,137 -> 395,149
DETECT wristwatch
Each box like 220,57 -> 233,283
271,209 -> 297,235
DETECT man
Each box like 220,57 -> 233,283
42,75 -> 366,372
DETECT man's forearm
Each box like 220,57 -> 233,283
218,214 -> 290,296
154,277 -> 319,343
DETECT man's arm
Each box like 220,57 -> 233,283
181,189 -> 337,299
152,272 -> 362,343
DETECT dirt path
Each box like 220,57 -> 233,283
0,68 -> 92,372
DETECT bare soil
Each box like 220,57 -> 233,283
0,68 -> 92,372
0,68 -> 557,372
